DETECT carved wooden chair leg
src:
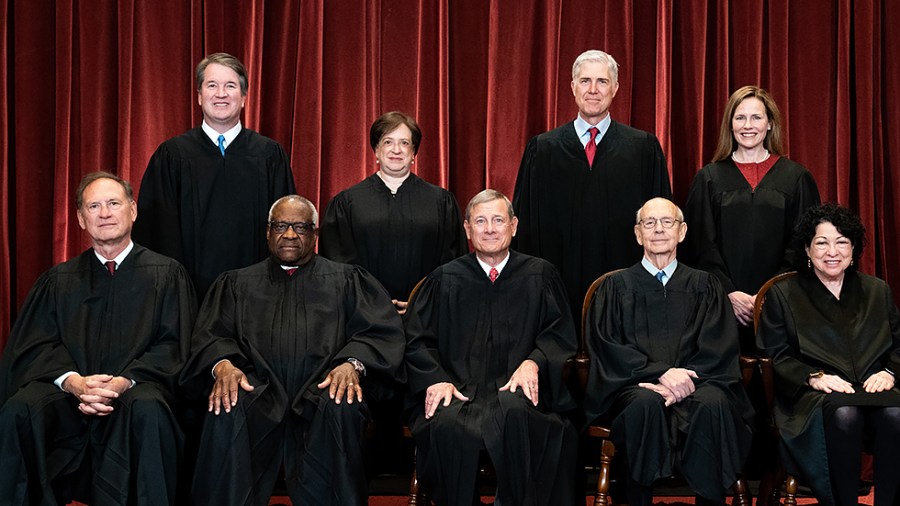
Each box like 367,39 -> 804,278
408,446 -> 427,505
783,473 -> 799,506
731,477 -> 751,506
593,438 -> 616,506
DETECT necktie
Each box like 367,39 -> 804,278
105,261 -> 116,276
656,270 -> 665,285
585,127 -> 599,166
286,267 -> 298,276
217,134 -> 226,156
489,267 -> 499,284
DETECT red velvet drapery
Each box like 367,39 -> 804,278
3,0 -> 899,343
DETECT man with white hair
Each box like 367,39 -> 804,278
513,49 -> 671,324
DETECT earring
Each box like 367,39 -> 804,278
808,258 -> 811,268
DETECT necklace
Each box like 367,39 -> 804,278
732,149 -> 770,164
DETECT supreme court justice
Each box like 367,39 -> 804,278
319,111 -> 467,312
757,203 -> 900,506
405,190 -> 578,505
134,52 -> 296,298
513,49 -> 671,323
684,85 -> 819,351
584,198 -> 752,506
181,195 -> 405,505
0,172 -> 197,505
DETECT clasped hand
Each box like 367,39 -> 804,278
63,373 -> 132,416
638,367 -> 698,406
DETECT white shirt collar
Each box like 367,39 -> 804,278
641,257 -> 678,286
476,251 -> 511,278
573,113 -> 612,148
201,121 -> 242,151
93,240 -> 135,270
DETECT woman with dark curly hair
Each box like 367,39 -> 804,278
757,202 -> 900,506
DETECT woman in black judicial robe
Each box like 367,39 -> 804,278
757,204 -> 900,506
684,86 -> 819,352
319,111 -> 467,312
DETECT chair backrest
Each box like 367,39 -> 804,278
570,269 -> 625,401
406,276 -> 427,307
753,271 -> 798,334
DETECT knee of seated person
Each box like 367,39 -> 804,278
828,405 -> 863,432
317,394 -> 367,420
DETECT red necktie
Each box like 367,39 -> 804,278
489,267 -> 499,284
286,267 -> 298,276
105,261 -> 116,276
585,127 -> 599,166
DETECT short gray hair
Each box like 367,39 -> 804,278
572,50 -> 619,83
635,197 -> 684,224
465,189 -> 514,221
268,195 -> 319,225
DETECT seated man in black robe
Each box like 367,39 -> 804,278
583,197 -> 753,506
0,171 -> 197,505
405,189 -> 579,506
181,195 -> 405,505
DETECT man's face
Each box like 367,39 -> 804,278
464,199 -> 518,257
266,200 -> 317,265
197,63 -> 246,130
634,199 -> 687,257
571,60 -> 619,124
76,178 -> 137,246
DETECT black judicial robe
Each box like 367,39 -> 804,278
512,120 -> 671,322
683,157 -> 820,295
134,126 -> 296,298
757,271 -> 900,505
181,255 -> 406,504
0,245 -> 196,504
319,172 -> 467,300
584,263 -> 752,498
405,251 -> 578,505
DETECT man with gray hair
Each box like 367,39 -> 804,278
134,52 -> 296,300
583,197 -> 752,506
513,49 -> 671,324
405,189 -> 578,505
181,195 -> 405,505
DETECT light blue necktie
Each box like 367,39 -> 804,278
217,134 -> 226,156
656,270 -> 666,285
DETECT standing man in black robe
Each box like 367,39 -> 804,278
181,195 -> 405,505
513,49 -> 671,324
0,172 -> 197,505
405,189 -> 578,505
583,197 -> 753,506
133,52 -> 296,299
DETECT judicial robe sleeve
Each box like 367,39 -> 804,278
403,274 -> 454,396
683,169 -> 736,293
318,193 -> 358,265
0,272 -> 78,402
781,170 -> 821,272
511,137 -> 541,255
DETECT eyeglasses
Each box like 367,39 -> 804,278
269,221 -> 316,236
811,238 -> 852,251
379,138 -> 412,150
639,217 -> 681,229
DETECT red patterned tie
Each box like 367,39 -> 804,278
286,267 -> 298,276
105,261 -> 116,276
585,127 -> 599,166
489,267 -> 499,284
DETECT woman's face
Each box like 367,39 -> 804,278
731,97 -> 770,152
375,124 -> 415,177
805,221 -> 853,283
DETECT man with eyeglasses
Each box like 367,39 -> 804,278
583,197 -> 753,506
0,171 -> 197,504
134,52 -> 295,300
181,194 -> 405,505
405,189 -> 578,505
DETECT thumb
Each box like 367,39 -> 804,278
240,375 -> 255,392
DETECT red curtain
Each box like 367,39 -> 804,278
3,0 -> 899,342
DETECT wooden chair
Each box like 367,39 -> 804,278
752,271 -> 802,506
580,269 -> 753,506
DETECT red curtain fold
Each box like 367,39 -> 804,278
3,0 -> 900,344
